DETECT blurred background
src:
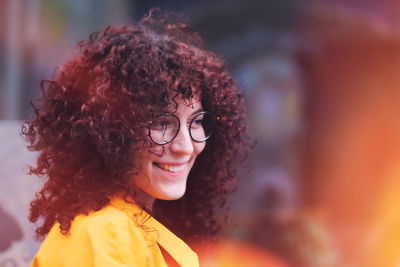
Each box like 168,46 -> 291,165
1,0 -> 400,266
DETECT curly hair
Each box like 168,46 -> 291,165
22,9 -> 252,242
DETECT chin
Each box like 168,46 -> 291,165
158,193 -> 185,201
157,187 -> 187,201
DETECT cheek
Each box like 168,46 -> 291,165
194,142 -> 206,156
131,147 -> 157,170
148,145 -> 165,158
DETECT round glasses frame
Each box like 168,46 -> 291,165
148,111 -> 217,145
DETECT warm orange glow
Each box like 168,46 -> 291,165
359,163 -> 400,266
194,239 -> 288,267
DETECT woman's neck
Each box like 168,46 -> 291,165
134,189 -> 156,211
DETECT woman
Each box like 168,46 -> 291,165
23,9 -> 251,267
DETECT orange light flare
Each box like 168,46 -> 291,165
302,21 -> 400,264
191,238 -> 288,267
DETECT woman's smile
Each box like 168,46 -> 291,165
153,162 -> 187,174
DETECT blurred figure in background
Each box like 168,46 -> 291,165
0,203 -> 24,265
0,121 -> 40,266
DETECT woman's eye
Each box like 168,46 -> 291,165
191,117 -> 204,128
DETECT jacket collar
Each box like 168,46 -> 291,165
110,196 -> 199,267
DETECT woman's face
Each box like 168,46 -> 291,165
132,97 -> 206,202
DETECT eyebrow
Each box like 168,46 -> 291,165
190,108 -> 204,116
160,107 -> 204,116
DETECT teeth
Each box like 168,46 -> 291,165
157,163 -> 185,173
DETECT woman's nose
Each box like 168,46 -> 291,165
169,125 -> 194,155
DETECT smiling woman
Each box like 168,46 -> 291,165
22,8 -> 251,267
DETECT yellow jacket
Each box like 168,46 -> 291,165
31,197 -> 199,267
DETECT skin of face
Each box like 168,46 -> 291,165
132,97 -> 206,206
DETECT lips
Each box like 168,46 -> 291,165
153,162 -> 186,173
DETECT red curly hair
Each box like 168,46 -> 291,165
22,9 -> 251,242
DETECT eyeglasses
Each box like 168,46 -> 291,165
148,111 -> 217,145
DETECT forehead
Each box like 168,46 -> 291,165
164,97 -> 203,116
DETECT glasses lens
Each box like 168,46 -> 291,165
190,112 -> 217,142
150,114 -> 180,144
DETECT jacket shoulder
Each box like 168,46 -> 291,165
32,204 -> 152,267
